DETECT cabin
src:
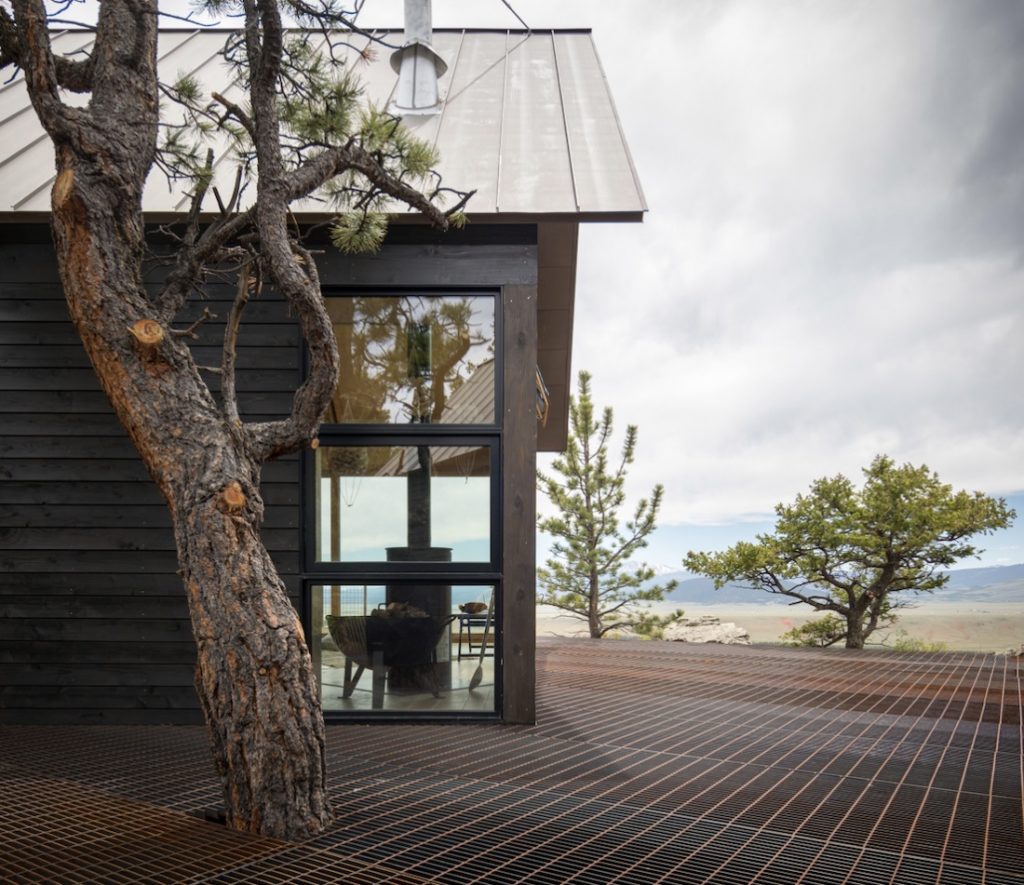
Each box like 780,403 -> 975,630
0,18 -> 644,724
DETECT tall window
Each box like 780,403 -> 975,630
308,292 -> 500,717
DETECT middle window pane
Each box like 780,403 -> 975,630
316,444 -> 491,563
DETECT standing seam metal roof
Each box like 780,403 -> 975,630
0,28 -> 646,219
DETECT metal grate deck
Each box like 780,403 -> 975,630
1,640 -> 1021,883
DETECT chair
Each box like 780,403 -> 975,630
326,613 -> 457,709
326,615 -> 384,708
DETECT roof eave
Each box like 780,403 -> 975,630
0,209 -> 646,225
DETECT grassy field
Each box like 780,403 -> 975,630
537,601 -> 1024,653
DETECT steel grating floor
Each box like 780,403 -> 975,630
1,639 -> 1021,883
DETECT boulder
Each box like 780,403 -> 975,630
663,616 -> 751,645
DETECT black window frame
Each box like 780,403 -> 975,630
304,433 -> 501,575
301,287 -> 504,721
305,576 -> 503,723
312,286 -> 503,433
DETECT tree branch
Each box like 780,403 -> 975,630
6,0 -> 81,140
244,241 -> 337,460
283,141 -> 475,227
222,262 -> 257,426
170,306 -> 216,339
54,51 -> 94,92
212,90 -> 256,139
0,7 -> 94,92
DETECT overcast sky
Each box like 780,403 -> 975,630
353,1 -> 1024,565
85,1 -> 1024,565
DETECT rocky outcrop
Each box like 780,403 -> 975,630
663,615 -> 752,645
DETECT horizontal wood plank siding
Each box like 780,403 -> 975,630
1,229 -> 540,724
0,237 -> 301,724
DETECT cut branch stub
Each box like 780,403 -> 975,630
129,319 -> 165,348
221,481 -> 247,512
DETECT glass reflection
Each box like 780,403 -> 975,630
315,584 -> 496,714
315,444 -> 490,562
325,295 -> 495,425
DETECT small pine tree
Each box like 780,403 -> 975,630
538,371 -> 682,638
781,615 -> 846,648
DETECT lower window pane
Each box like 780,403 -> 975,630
314,584 -> 496,714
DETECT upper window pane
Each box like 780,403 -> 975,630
325,294 -> 495,425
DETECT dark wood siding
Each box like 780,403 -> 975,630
0,238 -> 301,724
0,229 -> 540,724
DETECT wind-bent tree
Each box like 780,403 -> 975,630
0,0 -> 469,839
538,371 -> 682,638
685,455 -> 1015,649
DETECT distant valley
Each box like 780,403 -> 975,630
642,562 -> 1024,605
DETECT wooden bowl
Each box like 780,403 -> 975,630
460,602 -> 488,614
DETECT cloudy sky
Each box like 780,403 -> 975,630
65,0 -> 1024,566
362,1 -> 1024,566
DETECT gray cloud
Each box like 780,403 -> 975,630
560,1 -> 1024,521
286,1 -> 1024,522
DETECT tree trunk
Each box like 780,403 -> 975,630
588,570 -> 601,638
845,614 -> 866,649
9,0 -> 453,842
49,144 -> 332,839
177,483 -> 330,839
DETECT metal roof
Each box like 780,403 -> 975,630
0,28 -> 646,219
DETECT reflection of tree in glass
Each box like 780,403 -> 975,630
323,296 -> 492,557
325,297 -> 389,423
327,296 -> 490,425
400,298 -> 473,547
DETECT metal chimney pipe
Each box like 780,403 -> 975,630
390,0 -> 447,116
403,0 -> 432,43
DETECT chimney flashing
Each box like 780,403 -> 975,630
390,0 -> 445,117
389,39 -> 448,78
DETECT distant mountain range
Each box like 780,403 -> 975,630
638,563 -> 1024,605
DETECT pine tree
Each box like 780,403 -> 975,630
538,372 -> 682,638
685,455 -> 1015,649
0,0 -> 471,839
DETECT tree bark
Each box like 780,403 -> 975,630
178,484 -> 330,837
588,570 -> 601,638
845,614 -> 866,649
47,100 -> 331,840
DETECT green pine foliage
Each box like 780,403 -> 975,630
686,455 -> 1015,649
330,211 -> 388,254
538,371 -> 682,639
781,615 -> 846,648
889,631 -> 949,653
158,29 -> 459,255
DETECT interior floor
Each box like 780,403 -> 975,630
321,651 -> 495,713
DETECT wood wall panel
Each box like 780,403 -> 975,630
501,284 -> 538,724
0,238 -> 301,725
0,230 -> 541,726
